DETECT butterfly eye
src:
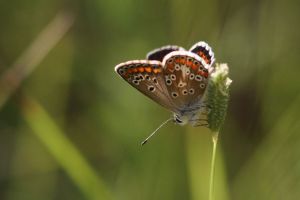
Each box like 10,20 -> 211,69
152,77 -> 158,84
187,58 -> 193,62
174,115 -> 183,124
200,83 -> 206,88
199,66 -> 204,70
168,59 -> 173,63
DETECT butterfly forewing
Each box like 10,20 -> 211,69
162,51 -> 209,111
146,45 -> 185,62
115,60 -> 179,112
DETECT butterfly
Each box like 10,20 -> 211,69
115,41 -> 215,144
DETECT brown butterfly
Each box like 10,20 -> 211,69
115,41 -> 215,144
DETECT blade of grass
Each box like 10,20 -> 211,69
20,95 -> 112,200
209,132 -> 219,200
0,11 -> 74,109
186,128 -> 229,200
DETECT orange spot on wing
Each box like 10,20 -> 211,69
144,67 -> 152,73
186,61 -> 193,67
198,51 -> 210,64
153,68 -> 161,73
198,70 -> 208,78
133,68 -> 138,73
127,69 -> 133,74
180,58 -> 186,64
191,64 -> 198,71
204,57 -> 210,64
138,67 -> 144,72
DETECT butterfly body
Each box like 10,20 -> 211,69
115,41 -> 215,127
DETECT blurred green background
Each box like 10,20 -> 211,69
1,0 -> 300,199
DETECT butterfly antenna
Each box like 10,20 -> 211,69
141,118 -> 173,146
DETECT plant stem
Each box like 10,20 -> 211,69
209,132 -> 219,200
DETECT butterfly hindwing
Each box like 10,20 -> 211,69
146,45 -> 185,62
115,60 -> 178,112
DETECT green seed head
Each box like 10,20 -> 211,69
205,63 -> 232,132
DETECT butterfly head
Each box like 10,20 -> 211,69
173,113 -> 189,126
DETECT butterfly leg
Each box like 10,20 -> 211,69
198,104 -> 212,115
189,114 -> 209,127
193,117 -> 209,127
193,120 -> 209,127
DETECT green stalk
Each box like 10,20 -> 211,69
209,132 -> 219,200
205,63 -> 232,200
21,95 -> 112,200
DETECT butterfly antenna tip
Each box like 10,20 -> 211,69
140,118 -> 172,147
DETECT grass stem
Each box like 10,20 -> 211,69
209,132 -> 219,200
